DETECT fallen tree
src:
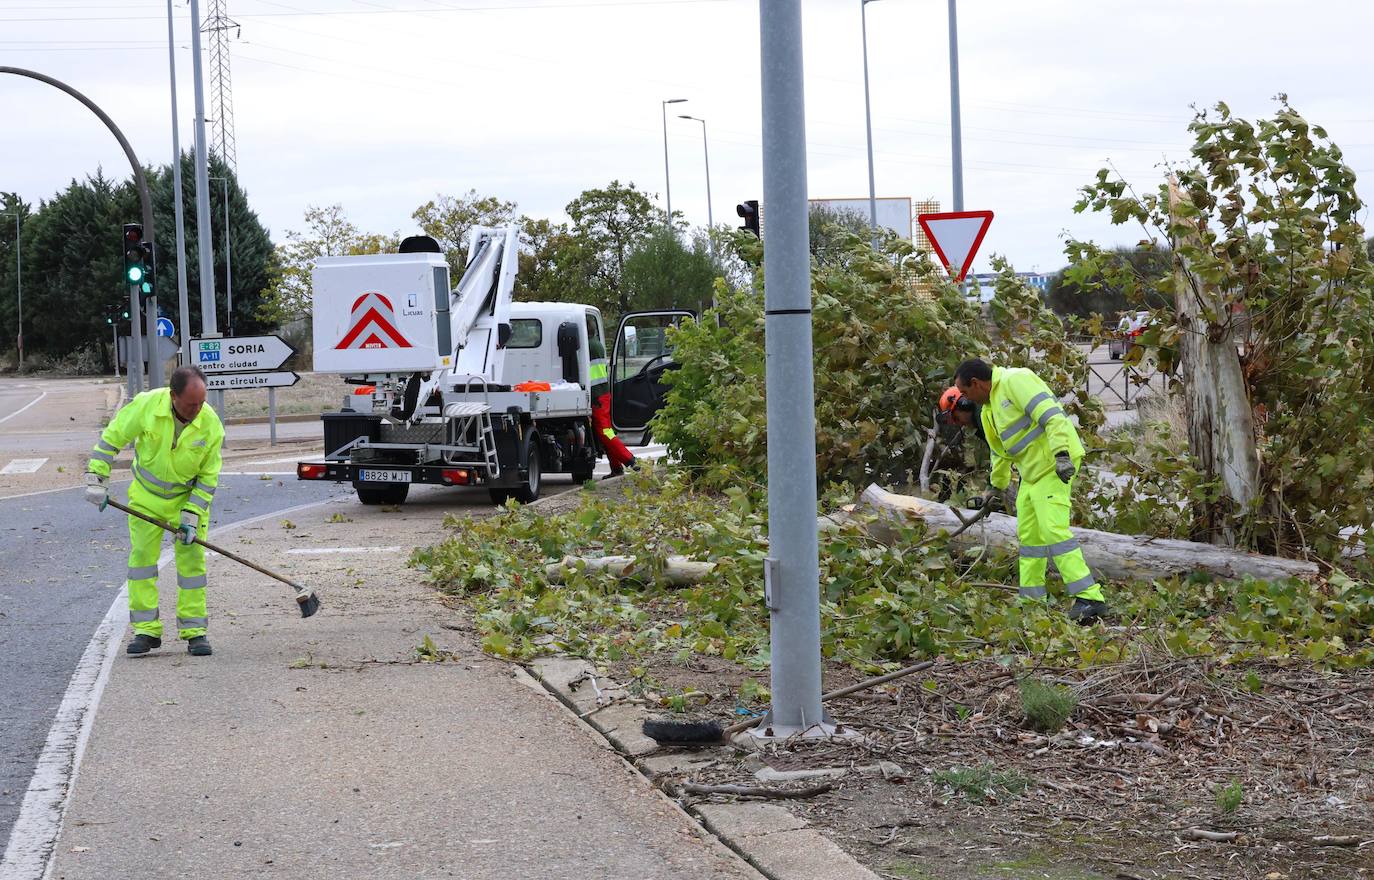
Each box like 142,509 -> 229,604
856,484 -> 1319,583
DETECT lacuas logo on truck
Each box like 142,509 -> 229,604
336,292 -> 413,349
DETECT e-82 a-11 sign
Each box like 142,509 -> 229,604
191,335 -> 295,373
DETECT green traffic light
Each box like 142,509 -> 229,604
141,280 -> 153,294
127,265 -> 144,283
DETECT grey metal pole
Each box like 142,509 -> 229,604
167,0 -> 192,364
223,177 -> 232,335
128,281 -> 143,394
189,0 -> 217,339
661,97 -> 686,229
948,0 -> 964,211
12,211 -> 20,369
680,115 -> 716,258
0,68 -> 157,386
111,320 -> 119,380
758,0 -> 825,737
145,269 -> 159,387
861,0 -> 879,234
268,386 -> 276,446
188,0 -> 221,410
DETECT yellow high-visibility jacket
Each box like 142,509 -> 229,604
87,388 -> 224,520
979,366 -> 1083,491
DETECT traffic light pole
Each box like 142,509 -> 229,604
756,0 -> 829,739
188,0 -> 222,412
0,66 -> 161,390
128,282 -> 143,396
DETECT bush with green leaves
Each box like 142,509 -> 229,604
412,470 -> 1374,670
1018,677 -> 1078,733
651,227 -> 1101,495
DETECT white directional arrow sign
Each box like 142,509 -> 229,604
190,335 -> 296,373
917,210 -> 994,282
203,371 -> 300,391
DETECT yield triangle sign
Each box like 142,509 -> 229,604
917,210 -> 994,282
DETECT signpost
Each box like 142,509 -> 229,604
203,371 -> 299,391
916,210 -> 993,282
191,334 -> 297,445
190,334 -> 294,373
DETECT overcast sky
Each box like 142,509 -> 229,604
3,0 -> 1372,275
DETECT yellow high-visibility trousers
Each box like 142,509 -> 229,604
125,481 -> 209,640
1015,473 -> 1105,603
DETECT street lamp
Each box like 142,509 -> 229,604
678,114 -> 715,258
208,176 -> 233,336
661,98 -> 687,229
860,0 -> 881,238
1,209 -> 21,369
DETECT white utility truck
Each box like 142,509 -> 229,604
296,225 -> 689,505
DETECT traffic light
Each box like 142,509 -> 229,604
122,223 -> 154,296
736,200 -> 760,237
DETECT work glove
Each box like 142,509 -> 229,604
1055,452 -> 1075,484
177,510 -> 199,545
84,473 -> 108,511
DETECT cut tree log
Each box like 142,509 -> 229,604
855,484 -> 1318,583
545,554 -> 716,586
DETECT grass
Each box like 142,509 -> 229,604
1216,779 -> 1244,814
1019,677 -> 1079,733
932,764 -> 1030,802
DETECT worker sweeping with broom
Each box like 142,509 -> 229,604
86,366 -> 224,657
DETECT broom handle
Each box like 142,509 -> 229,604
722,658 -> 938,736
108,498 -> 303,589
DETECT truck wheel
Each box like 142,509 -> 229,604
355,482 -> 409,505
570,466 -> 595,484
488,489 -> 511,505
514,432 -> 542,503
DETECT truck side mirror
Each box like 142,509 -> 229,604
497,322 -> 512,349
556,321 -> 580,384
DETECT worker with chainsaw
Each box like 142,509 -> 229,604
588,336 -> 637,479
85,365 -> 224,656
953,358 -> 1108,623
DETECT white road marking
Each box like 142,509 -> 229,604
0,458 -> 48,475
0,492 -> 349,880
286,546 -> 403,555
0,391 -> 48,427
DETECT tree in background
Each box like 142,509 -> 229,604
153,152 -> 274,339
258,204 -> 398,326
412,189 -> 518,279
808,204 -> 873,268
1044,244 -> 1172,322
620,228 -> 719,312
516,216 -> 592,304
565,180 -> 658,316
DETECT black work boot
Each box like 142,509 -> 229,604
186,636 -> 213,657
1068,598 -> 1109,625
126,634 -> 162,655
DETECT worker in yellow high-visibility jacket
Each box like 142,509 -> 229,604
85,366 -> 224,655
954,358 -> 1109,623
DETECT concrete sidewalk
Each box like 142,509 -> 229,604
46,485 -> 760,879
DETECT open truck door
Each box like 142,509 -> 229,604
609,310 -> 693,445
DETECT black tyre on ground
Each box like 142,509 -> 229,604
354,481 -> 410,505
488,489 -> 510,505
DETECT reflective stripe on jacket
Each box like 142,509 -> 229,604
589,357 -> 609,395
87,388 -> 225,520
979,366 -> 1082,490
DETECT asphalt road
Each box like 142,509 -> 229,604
0,474 -> 350,854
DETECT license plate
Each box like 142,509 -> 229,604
358,469 -> 412,483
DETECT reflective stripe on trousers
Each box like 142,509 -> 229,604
125,481 -> 209,639
1014,473 -> 1103,602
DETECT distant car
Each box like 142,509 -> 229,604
1109,310 -> 1150,360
